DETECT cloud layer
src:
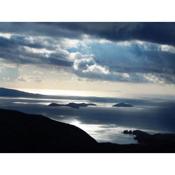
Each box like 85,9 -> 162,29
0,22 -> 175,84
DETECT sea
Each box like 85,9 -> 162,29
0,95 -> 175,144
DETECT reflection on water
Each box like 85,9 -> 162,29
62,119 -> 137,144
61,118 -> 161,144
0,96 -> 175,144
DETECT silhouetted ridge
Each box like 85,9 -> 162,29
0,108 -> 97,152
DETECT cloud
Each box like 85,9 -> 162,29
0,23 -> 82,39
70,40 -> 175,83
0,34 -> 73,67
0,23 -> 175,45
71,53 -> 144,82
0,23 -> 175,84
73,56 -> 111,79
58,22 -> 175,46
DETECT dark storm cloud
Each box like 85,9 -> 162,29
0,35 -> 73,67
0,23 -> 82,39
66,22 -> 175,45
0,22 -> 175,45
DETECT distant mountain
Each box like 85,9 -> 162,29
48,102 -> 96,109
0,87 -> 42,97
113,102 -> 133,107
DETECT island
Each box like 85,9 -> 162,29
123,129 -> 175,145
113,102 -> 133,107
48,102 -> 96,109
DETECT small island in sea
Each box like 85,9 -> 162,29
48,102 -> 96,109
113,102 -> 134,107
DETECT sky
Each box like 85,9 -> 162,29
0,22 -> 175,97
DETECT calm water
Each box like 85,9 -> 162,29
0,96 -> 175,144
